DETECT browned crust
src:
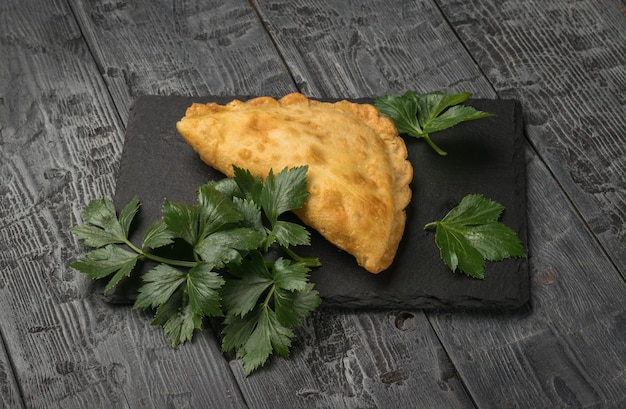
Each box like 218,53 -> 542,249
176,93 -> 413,273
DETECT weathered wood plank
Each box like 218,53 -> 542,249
230,310 -> 474,409
428,146 -> 626,408
436,0 -> 626,276
0,0 -> 247,407
0,335 -> 23,408
251,0 -> 495,99
68,0 -> 295,123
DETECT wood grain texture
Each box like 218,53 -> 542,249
429,147 -> 626,408
68,0 -> 295,122
0,335 -> 23,408
436,0 -> 626,276
251,0 -> 496,99
230,310 -> 474,409
0,0 -> 246,407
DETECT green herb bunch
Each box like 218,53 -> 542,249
69,165 -> 321,375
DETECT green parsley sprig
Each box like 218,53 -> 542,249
424,194 -> 526,279
70,165 -> 321,376
374,91 -> 494,155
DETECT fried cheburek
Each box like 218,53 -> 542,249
176,93 -> 413,273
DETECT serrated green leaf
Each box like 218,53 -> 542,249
265,308 -> 294,359
374,92 -> 423,136
222,254 -> 273,316
464,223 -> 526,262
70,224 -> 125,248
233,197 -> 265,233
187,263 -> 224,317
221,309 -> 259,352
274,283 -> 321,327
271,258 -> 309,292
142,219 -> 174,250
71,197 -> 128,247
236,307 -> 274,375
133,264 -> 186,310
195,227 -> 265,268
233,166 -> 264,203
427,194 -> 526,279
223,307 -> 271,375
434,222 -> 487,279
415,91 -> 471,127
162,200 -> 201,246
209,178 -> 242,199
151,288 -> 200,348
104,261 -> 138,293
441,194 -> 503,225
197,184 -> 243,237
69,165 -> 322,375
69,244 -> 138,280
226,305 -> 295,376
415,91 -> 493,135
118,196 -> 140,237
424,104 -> 493,135
261,166 -> 309,223
266,220 -> 310,249
80,197 -> 125,236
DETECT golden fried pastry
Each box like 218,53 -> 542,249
176,93 -> 413,273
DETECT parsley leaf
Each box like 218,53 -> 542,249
69,166 -> 321,375
222,253 -> 320,376
161,200 -> 202,247
197,184 -> 244,236
232,306 -> 295,375
424,194 -> 526,279
195,227 -> 266,268
133,264 -> 186,309
260,166 -> 310,223
186,263 -> 225,317
70,197 -> 137,248
69,245 -> 138,292
222,252 -> 274,317
274,283 -> 320,327
141,219 -> 174,250
266,220 -> 310,249
375,91 -> 493,155
222,305 -> 294,375
151,287 -> 200,348
133,262 -> 225,346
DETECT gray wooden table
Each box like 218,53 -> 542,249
1,0 -> 625,408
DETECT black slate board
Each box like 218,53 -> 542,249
111,95 -> 528,310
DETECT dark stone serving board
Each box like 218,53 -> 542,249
110,94 -> 529,310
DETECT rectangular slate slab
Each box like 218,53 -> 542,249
110,95 -> 528,309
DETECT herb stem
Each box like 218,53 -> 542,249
424,221 -> 438,230
141,253 -> 197,268
124,239 -> 144,255
124,238 -> 197,268
281,246 -> 321,267
263,286 -> 275,307
422,133 -> 448,156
